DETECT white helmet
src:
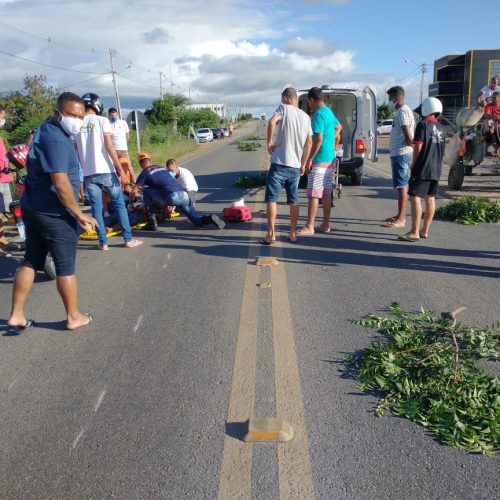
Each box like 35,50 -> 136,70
421,97 -> 442,117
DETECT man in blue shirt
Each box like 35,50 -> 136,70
300,87 -> 342,234
7,92 -> 97,332
129,153 -> 225,230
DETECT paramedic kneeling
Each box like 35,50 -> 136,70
129,153 -> 224,230
7,92 -> 97,331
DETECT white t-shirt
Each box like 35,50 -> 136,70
74,115 -> 115,176
110,119 -> 129,151
270,104 -> 312,169
479,85 -> 500,104
177,166 -> 198,192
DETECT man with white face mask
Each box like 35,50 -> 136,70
0,105 -> 14,254
384,85 -> 415,228
7,92 -> 98,331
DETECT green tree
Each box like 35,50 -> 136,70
145,94 -> 190,125
377,103 -> 394,121
0,75 -> 59,144
177,108 -> 221,135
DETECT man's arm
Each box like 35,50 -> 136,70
410,143 -> 423,169
401,125 -> 414,147
335,123 -> 342,136
128,184 -> 141,204
267,114 -> 281,154
300,135 -> 312,175
104,134 -> 124,178
50,172 -> 96,231
305,133 -> 323,173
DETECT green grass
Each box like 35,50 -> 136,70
233,140 -> 262,152
127,130 -> 197,173
233,172 -> 267,188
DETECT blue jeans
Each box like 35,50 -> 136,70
390,153 -> 412,189
143,188 -> 202,225
84,173 -> 132,245
265,163 -> 300,204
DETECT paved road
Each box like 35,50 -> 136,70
1,125 -> 498,499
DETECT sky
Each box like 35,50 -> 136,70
0,0 -> 498,117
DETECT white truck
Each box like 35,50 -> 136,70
298,85 -> 378,185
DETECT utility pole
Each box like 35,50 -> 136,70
419,63 -> 428,105
159,71 -> 163,100
109,48 -> 122,118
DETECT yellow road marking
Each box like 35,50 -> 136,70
271,260 -> 316,500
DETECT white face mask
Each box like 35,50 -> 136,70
0,118 -> 5,128
58,112 -> 84,135
387,99 -> 396,110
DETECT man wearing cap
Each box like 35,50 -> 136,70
129,153 -> 225,230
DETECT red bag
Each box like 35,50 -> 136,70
222,206 -> 253,222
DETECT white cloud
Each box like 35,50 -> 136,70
0,0 -> 423,111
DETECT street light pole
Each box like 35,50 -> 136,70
109,48 -> 122,118
419,63 -> 428,105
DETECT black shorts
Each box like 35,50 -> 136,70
408,179 -> 439,197
22,209 -> 79,277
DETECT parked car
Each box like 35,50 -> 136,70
211,128 -> 222,139
298,84 -> 378,185
222,127 -> 230,138
377,119 -> 393,135
197,128 -> 213,142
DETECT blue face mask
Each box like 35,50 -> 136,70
110,116 -> 117,123
169,171 -> 177,178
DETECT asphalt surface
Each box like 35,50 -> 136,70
0,122 -> 499,499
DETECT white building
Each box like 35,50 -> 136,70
190,103 -> 228,119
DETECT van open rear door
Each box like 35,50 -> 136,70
362,86 -> 378,162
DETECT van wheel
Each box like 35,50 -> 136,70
351,172 -> 363,186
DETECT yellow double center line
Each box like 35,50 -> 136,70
217,158 -> 315,498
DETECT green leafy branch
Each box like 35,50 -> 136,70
436,196 -> 500,224
351,303 -> 499,454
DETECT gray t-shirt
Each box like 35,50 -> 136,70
270,104 -> 312,168
389,104 -> 415,157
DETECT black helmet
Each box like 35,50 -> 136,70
82,93 -> 104,115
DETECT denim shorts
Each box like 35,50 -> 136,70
390,153 -> 412,189
265,163 -> 300,204
21,208 -> 79,276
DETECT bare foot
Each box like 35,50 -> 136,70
384,220 -> 406,228
66,313 -> 93,331
297,226 -> 315,235
7,315 -> 30,329
288,230 -> 297,242
384,215 -> 398,222
98,244 -> 109,251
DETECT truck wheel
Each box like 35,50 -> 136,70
448,161 -> 465,190
44,254 -> 57,280
351,172 -> 363,186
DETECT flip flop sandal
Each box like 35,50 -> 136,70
124,240 -> 143,248
259,238 -> 275,245
315,226 -> 331,233
10,319 -> 35,330
67,313 -> 93,331
398,235 -> 419,242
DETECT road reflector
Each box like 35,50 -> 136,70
242,418 -> 294,442
257,282 -> 272,288
256,257 -> 279,267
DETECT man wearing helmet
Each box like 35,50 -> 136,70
74,93 -> 142,251
398,97 -> 445,242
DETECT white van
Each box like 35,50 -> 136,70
298,85 -> 378,185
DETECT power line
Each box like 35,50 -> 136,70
60,72 -> 111,90
117,72 -> 161,90
0,48 -> 104,74
0,20 -> 105,55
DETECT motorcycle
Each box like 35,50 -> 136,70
3,145 -> 56,280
